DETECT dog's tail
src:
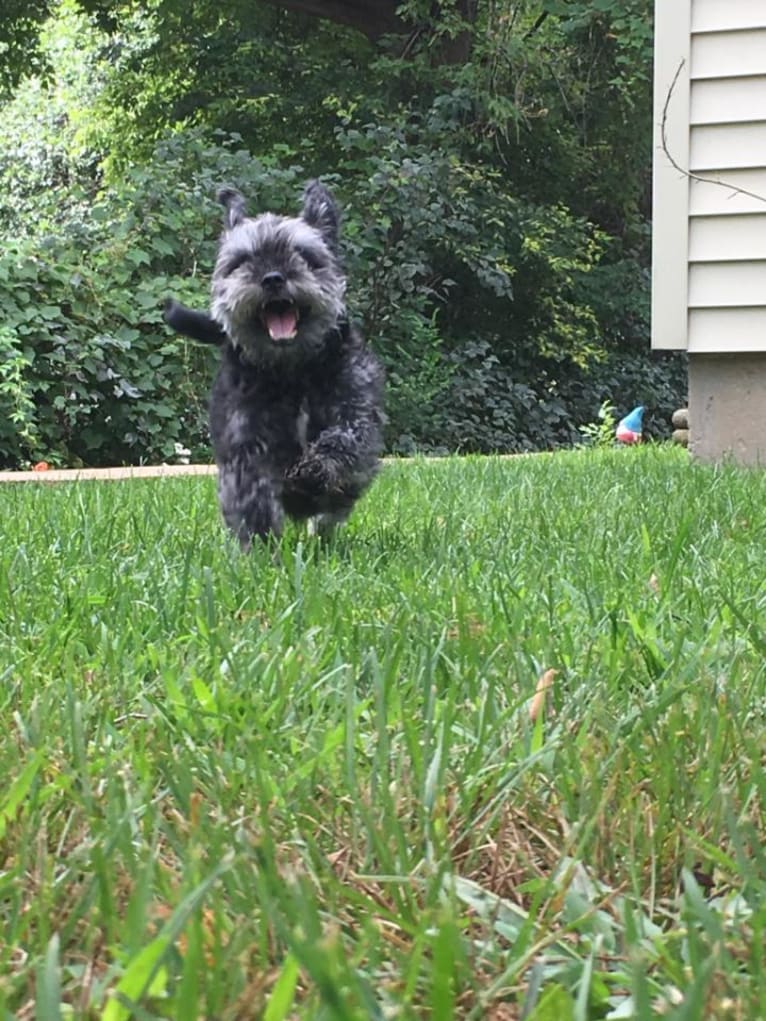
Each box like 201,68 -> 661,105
163,299 -> 226,345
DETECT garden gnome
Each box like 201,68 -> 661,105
616,406 -> 644,444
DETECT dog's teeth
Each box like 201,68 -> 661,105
264,304 -> 298,341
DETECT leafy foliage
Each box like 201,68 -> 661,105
0,0 -> 682,467
577,398 -> 617,448
0,3 -> 105,237
0,0 -> 51,96
0,233 -> 214,468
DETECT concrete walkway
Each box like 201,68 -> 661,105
0,454 -> 532,484
0,464 -> 218,483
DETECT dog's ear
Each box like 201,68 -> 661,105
217,187 -> 247,230
300,180 -> 340,250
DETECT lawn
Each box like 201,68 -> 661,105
1,447 -> 765,1020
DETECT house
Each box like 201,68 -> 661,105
652,0 -> 766,463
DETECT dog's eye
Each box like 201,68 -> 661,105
297,247 -> 324,270
224,252 -> 249,275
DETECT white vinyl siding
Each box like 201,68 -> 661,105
689,215 -> 766,262
652,0 -> 766,353
690,124 -> 766,172
689,308 -> 766,352
689,262 -> 766,307
690,77 -> 766,125
691,29 -> 766,79
689,168 -> 766,216
651,0 -> 692,350
692,0 -> 766,32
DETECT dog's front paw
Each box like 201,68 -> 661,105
286,455 -> 335,495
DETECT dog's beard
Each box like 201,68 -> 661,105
212,279 -> 344,362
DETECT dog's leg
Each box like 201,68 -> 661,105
307,509 -> 350,541
163,299 -> 226,345
217,458 -> 284,547
286,341 -> 384,503
287,421 -> 381,504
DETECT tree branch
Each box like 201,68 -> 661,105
661,59 -> 766,206
524,10 -> 548,40
257,0 -> 404,40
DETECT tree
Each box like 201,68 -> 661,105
0,0 -> 51,94
0,0 -> 684,467
258,0 -> 403,39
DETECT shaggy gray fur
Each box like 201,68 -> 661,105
164,181 -> 385,547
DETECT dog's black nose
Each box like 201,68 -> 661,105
261,271 -> 285,290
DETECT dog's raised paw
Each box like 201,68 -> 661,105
286,455 -> 334,495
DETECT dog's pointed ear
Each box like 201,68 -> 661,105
217,187 -> 247,230
301,180 -> 340,250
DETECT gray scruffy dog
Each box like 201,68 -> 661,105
164,180 -> 385,547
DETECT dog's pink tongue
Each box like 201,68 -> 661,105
266,308 -> 297,340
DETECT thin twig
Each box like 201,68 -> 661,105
661,59 -> 766,206
523,11 -> 548,40
113,712 -> 148,726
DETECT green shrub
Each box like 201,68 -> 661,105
0,124 -> 684,465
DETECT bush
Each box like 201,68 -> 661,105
0,234 -> 216,467
0,0 -> 684,466
0,125 -> 684,466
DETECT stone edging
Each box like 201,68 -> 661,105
0,464 -> 219,483
0,453 -> 540,484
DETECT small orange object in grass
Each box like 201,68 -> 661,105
32,461 -> 50,472
528,668 -> 557,722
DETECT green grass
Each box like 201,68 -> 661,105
1,446 -> 765,1020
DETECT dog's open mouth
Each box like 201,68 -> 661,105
261,300 -> 299,342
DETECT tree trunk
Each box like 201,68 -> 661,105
435,0 -> 477,64
259,0 -> 404,40
259,0 -> 478,62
